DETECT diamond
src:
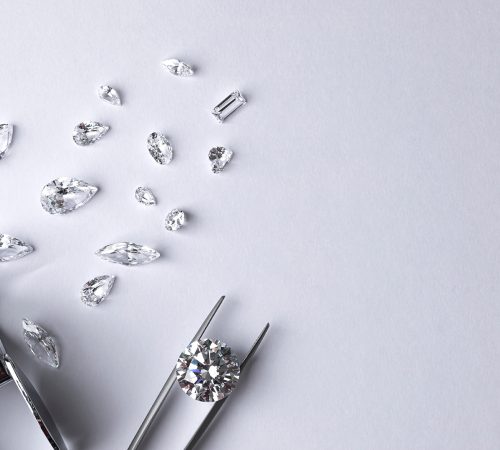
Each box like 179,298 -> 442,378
212,90 -> 246,123
135,186 -> 156,206
73,121 -> 109,145
176,338 -> 240,402
98,85 -> 122,106
81,275 -> 115,306
209,147 -> 233,173
40,177 -> 98,215
0,234 -> 34,262
165,209 -> 185,231
22,319 -> 59,368
147,132 -> 173,165
0,124 -> 13,159
161,58 -> 194,77
96,242 -> 160,266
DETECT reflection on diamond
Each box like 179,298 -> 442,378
22,319 -> 60,368
81,275 -> 115,306
161,58 -> 194,77
0,234 -> 34,262
147,132 -> 173,165
98,85 -> 121,106
135,186 -> 156,206
0,124 -> 13,160
73,121 -> 109,145
96,242 -> 160,266
165,209 -> 185,231
209,147 -> 233,173
40,177 -> 98,215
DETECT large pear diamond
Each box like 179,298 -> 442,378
73,121 -> 109,145
95,242 -> 160,266
40,177 -> 98,215
22,319 -> 60,368
0,234 -> 34,262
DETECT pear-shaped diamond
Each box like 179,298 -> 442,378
40,177 -> 98,215
161,58 -> 194,77
22,319 -> 60,368
81,275 -> 115,306
73,121 -> 109,145
0,234 -> 34,262
0,124 -> 13,160
135,186 -> 157,206
165,209 -> 186,231
98,85 -> 121,106
209,147 -> 233,173
147,132 -> 173,165
96,242 -> 160,266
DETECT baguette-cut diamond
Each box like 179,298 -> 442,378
98,85 -> 121,106
135,186 -> 156,206
96,242 -> 160,266
161,58 -> 194,77
165,209 -> 185,231
81,275 -> 115,306
147,132 -> 173,165
0,124 -> 13,159
40,177 -> 98,215
22,319 -> 60,368
73,121 -> 109,145
0,234 -> 34,262
212,90 -> 246,123
209,147 -> 233,173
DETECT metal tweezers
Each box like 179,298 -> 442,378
128,296 -> 270,450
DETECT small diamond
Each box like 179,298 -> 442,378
165,209 -> 185,231
135,186 -> 156,206
147,132 -> 173,165
73,121 -> 109,145
96,242 -> 160,266
161,58 -> 194,77
81,275 -> 115,307
209,147 -> 233,173
212,90 -> 246,123
0,124 -> 13,159
98,85 -> 122,106
22,319 -> 59,368
40,177 -> 98,215
176,338 -> 240,402
0,234 -> 34,262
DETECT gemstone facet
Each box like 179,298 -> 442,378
161,58 -> 194,77
135,186 -> 156,206
22,319 -> 59,368
0,234 -> 34,262
165,209 -> 186,231
209,147 -> 233,173
96,242 -> 160,266
73,121 -> 109,145
98,85 -> 121,106
0,124 -> 13,159
40,177 -> 98,215
176,338 -> 240,402
147,132 -> 173,165
81,275 -> 115,307
212,90 -> 246,123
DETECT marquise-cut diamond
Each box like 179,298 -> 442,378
165,209 -> 185,231
22,319 -> 60,368
98,85 -> 121,106
176,338 -> 240,402
81,275 -> 115,306
147,132 -> 173,165
73,121 -> 109,145
209,147 -> 233,173
161,58 -> 194,77
96,242 -> 160,266
40,177 -> 98,215
0,124 -> 13,160
0,234 -> 34,262
135,186 -> 156,206
212,90 -> 246,123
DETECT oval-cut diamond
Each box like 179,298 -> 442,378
81,275 -> 115,306
96,242 -> 160,266
165,209 -> 185,231
40,177 -> 98,215
161,58 -> 194,77
147,132 -> 173,165
98,85 -> 121,106
135,186 -> 156,206
0,124 -> 13,160
73,121 -> 109,146
0,234 -> 34,262
22,319 -> 60,368
176,338 -> 240,402
209,147 -> 233,173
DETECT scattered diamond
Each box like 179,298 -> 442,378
135,186 -> 156,206
73,121 -> 109,145
212,90 -> 246,123
161,58 -> 194,77
176,338 -> 240,402
147,132 -> 173,165
81,275 -> 115,307
96,242 -> 160,266
40,177 -> 98,215
165,209 -> 186,231
98,85 -> 122,106
0,234 -> 34,262
209,147 -> 233,173
0,124 -> 13,160
22,319 -> 59,368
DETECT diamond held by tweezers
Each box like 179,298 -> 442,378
22,319 -> 60,368
96,242 -> 160,266
209,147 -> 233,173
40,177 -> 98,215
147,132 -> 173,165
0,234 -> 34,262
98,85 -> 122,106
161,58 -> 194,77
212,90 -> 246,123
165,209 -> 185,231
135,186 -> 156,206
81,275 -> 115,307
73,121 -> 109,145
0,124 -> 13,160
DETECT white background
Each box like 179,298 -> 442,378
1,1 -> 500,449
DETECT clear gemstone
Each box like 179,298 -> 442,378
22,319 -> 59,368
40,177 -> 98,215
98,85 -> 121,106
0,124 -> 13,159
176,338 -> 240,402
96,242 -> 160,266
135,186 -> 156,206
209,147 -> 233,173
0,234 -> 34,262
212,90 -> 246,123
73,121 -> 109,145
81,275 -> 115,307
161,58 -> 194,77
147,132 -> 173,165
165,209 -> 185,231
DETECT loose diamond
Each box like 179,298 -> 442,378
147,132 -> 173,165
212,90 -> 246,123
165,209 -> 185,231
209,147 -> 233,173
81,275 -> 115,306
0,234 -> 34,262
96,242 -> 160,266
98,85 -> 121,106
135,186 -> 156,206
161,58 -> 194,77
73,121 -> 109,145
22,319 -> 59,368
176,338 -> 240,402
0,124 -> 13,159
40,177 -> 98,215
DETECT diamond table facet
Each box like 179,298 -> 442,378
165,209 -> 185,231
22,319 -> 59,368
0,124 -> 13,159
96,242 -> 160,266
73,121 -> 109,145
40,177 -> 98,215
209,147 -> 233,173
147,132 -> 173,165
212,90 -> 246,123
0,234 -> 34,262
98,85 -> 122,106
81,275 -> 115,306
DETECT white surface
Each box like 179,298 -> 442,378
1,1 -> 500,449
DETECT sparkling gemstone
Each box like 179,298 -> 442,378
0,124 -> 13,159
0,234 -> 34,262
22,319 -> 59,368
165,209 -> 185,231
98,85 -> 121,106
147,132 -> 173,165
40,177 -> 98,215
73,121 -> 109,145
135,186 -> 156,206
212,90 -> 246,123
176,338 -> 240,402
161,58 -> 194,77
209,147 -> 233,173
96,242 -> 160,266
81,275 -> 115,306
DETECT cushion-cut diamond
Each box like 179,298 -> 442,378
81,275 -> 115,307
22,319 -> 59,368
0,234 -> 34,262
209,147 -> 233,173
98,85 -> 121,106
73,121 -> 109,145
0,124 -> 13,160
135,186 -> 156,206
161,58 -> 194,77
212,90 -> 246,123
147,132 -> 173,165
96,242 -> 160,266
40,177 -> 98,215
165,209 -> 185,231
